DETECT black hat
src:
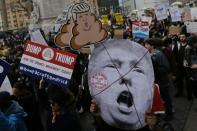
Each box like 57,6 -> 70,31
0,91 -> 11,106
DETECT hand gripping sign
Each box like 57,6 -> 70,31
54,2 -> 108,50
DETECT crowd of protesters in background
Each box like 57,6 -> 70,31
0,12 -> 196,131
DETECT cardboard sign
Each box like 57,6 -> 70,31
190,8 -> 197,20
55,2 -> 108,50
161,0 -> 170,9
101,15 -> 109,25
169,6 -> 181,22
185,22 -> 197,34
0,59 -> 10,88
53,24 -> 62,32
19,41 -> 77,87
182,7 -> 191,22
30,29 -> 48,46
132,21 -> 149,39
155,4 -> 168,20
141,16 -> 152,25
169,26 -> 181,35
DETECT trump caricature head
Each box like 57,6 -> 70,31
88,39 -> 154,130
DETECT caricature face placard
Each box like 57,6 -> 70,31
88,40 -> 154,130
55,2 -> 108,50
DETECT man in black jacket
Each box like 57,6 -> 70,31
173,34 -> 190,98
184,35 -> 197,99
145,39 -> 173,121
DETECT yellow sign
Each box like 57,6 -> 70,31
114,13 -> 123,26
101,15 -> 109,25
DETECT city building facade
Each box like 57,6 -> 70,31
121,0 -> 135,16
5,0 -> 30,30
97,0 -> 119,14
0,0 -> 8,31
0,12 -> 3,31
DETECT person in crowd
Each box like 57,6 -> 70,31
90,99 -> 174,131
47,85 -> 82,131
12,81 -> 44,131
0,91 -> 27,131
162,37 -> 176,75
8,63 -> 19,86
110,25 -> 115,39
144,39 -> 173,121
184,35 -> 197,100
173,34 -> 191,99
88,39 -> 174,131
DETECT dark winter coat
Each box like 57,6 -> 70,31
0,101 -> 27,131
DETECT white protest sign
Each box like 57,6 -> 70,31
30,29 -> 48,46
190,8 -> 197,20
155,4 -> 168,20
182,7 -> 191,22
141,16 -> 152,25
54,24 -> 62,32
156,0 -> 170,9
185,22 -> 197,34
169,6 -> 181,22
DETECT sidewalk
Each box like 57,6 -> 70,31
169,97 -> 193,131
183,99 -> 197,131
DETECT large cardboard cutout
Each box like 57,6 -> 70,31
88,40 -> 154,130
55,2 -> 108,50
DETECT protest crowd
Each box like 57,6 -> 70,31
0,1 -> 197,131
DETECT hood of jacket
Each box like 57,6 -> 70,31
4,100 -> 27,118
